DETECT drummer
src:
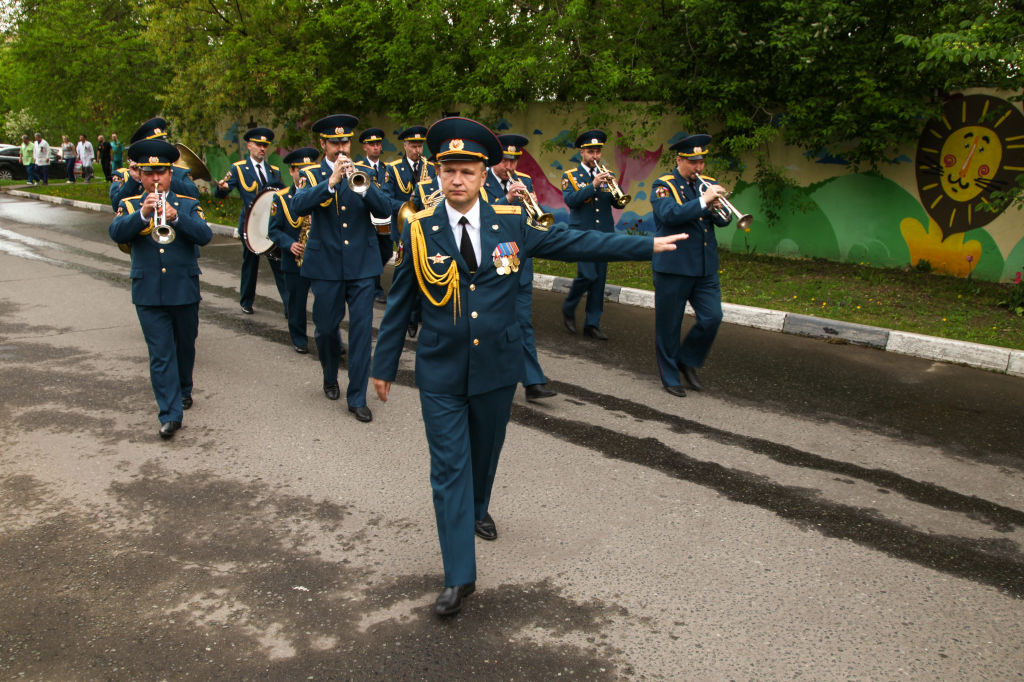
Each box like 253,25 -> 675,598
215,127 -> 289,316
268,147 -> 321,354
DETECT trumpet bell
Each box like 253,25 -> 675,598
348,169 -> 370,194
613,193 -> 632,209
532,212 -> 555,229
152,225 -> 176,245
736,214 -> 754,230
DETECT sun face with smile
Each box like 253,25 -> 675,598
914,94 -> 1024,237
939,125 -> 1002,203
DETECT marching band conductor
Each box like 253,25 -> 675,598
371,117 -> 689,617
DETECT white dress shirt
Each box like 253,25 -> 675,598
445,200 -> 482,266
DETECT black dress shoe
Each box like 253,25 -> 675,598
240,304 -> 254,315
374,292 -> 387,304
348,405 -> 373,422
474,513 -> 497,541
681,365 -> 704,391
407,322 -> 419,338
583,326 -> 608,340
563,312 -> 577,335
525,384 -> 556,402
664,384 -> 687,397
294,345 -> 309,354
435,582 -> 475,616
323,384 -> 340,400
159,421 -> 181,439
181,396 -> 193,410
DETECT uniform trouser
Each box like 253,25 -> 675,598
517,259 -> 546,386
562,260 -> 607,330
653,271 -> 723,386
240,243 -> 289,313
420,384 -> 517,587
310,276 -> 374,407
283,270 -> 311,348
373,234 -> 392,296
135,303 -> 199,424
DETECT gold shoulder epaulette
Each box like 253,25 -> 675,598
233,160 -> 247,166
269,165 -> 279,172
412,207 -> 434,220
126,194 -> 143,202
657,174 -> 674,182
514,170 -> 531,179
275,187 -> 289,197
177,194 -> 198,201
302,167 -> 319,185
492,205 -> 522,215
386,159 -> 403,167
702,175 -> 717,182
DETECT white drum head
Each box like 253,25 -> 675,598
244,190 -> 277,255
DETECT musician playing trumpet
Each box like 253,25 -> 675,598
290,114 -> 393,423
650,134 -> 732,398
267,147 -> 322,354
108,140 -> 213,439
484,134 -> 557,403
560,129 -> 618,340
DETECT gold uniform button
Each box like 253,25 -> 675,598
469,284 -> 476,291
471,311 -> 478,318
159,248 -> 165,254
161,267 -> 166,273
343,222 -> 348,227
473,339 -> 480,346
344,240 -> 349,245
341,205 -> 347,211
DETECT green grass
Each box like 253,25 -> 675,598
8,182 -> 1023,350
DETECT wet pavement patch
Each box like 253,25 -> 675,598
0,467 -> 625,679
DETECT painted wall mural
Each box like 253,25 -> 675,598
205,90 -> 1024,282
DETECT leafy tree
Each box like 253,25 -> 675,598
0,0 -> 166,138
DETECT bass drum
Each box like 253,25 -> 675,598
242,189 -> 282,261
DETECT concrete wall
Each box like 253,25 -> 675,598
205,90 -> 1024,282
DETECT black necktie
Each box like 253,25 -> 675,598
459,217 -> 477,272
256,164 -> 267,187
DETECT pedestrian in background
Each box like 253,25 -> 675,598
110,133 -> 124,171
32,133 -> 50,185
60,135 -> 77,183
97,134 -> 112,182
77,134 -> 95,183
19,134 -> 36,185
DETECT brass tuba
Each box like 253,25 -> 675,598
594,163 -> 631,208
174,143 -> 212,182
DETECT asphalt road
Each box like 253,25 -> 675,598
1,193 -> 1022,680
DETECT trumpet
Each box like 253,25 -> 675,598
506,174 -> 554,228
150,191 -> 176,245
696,174 -> 753,230
337,154 -> 369,195
594,163 -> 631,208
